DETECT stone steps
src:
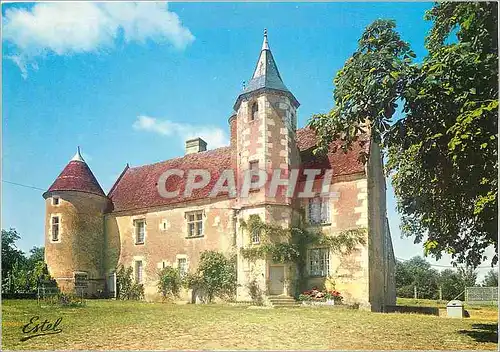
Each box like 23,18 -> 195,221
267,296 -> 301,308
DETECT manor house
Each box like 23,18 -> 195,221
43,31 -> 396,311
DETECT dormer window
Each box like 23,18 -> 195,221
251,102 -> 259,121
52,196 -> 60,206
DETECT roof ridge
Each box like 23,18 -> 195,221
128,146 -> 233,170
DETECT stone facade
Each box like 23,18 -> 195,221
43,32 -> 396,311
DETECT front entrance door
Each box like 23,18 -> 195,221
269,266 -> 285,295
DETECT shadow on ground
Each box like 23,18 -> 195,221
459,323 -> 498,343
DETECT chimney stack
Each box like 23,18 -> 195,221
185,138 -> 207,155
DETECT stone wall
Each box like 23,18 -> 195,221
104,198 -> 236,301
366,140 -> 396,311
298,173 -> 371,308
44,191 -> 108,295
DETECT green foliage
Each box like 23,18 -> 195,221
482,269 -> 498,287
116,265 -> 144,300
1,228 -> 24,283
1,229 -> 56,294
247,279 -> 264,305
457,265 -> 477,288
157,266 -> 182,300
395,256 -> 439,299
438,269 -> 464,300
309,3 -> 498,267
183,251 -> 237,303
240,216 -> 366,295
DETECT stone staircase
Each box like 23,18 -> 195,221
267,295 -> 301,308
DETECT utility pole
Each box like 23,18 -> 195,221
439,287 -> 443,301
414,285 -> 417,299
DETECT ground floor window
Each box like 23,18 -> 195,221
309,248 -> 329,277
178,258 -> 187,277
135,260 -> 143,283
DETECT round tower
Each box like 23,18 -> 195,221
42,147 -> 109,295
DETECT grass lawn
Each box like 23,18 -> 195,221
2,299 -> 498,350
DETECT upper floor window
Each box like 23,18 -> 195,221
177,258 -> 188,277
309,248 -> 329,277
52,196 -> 60,206
308,197 -> 330,225
187,211 -> 203,237
51,216 -> 60,242
135,260 -> 143,284
249,160 -> 260,186
251,228 -> 261,244
251,102 -> 259,121
134,219 -> 145,244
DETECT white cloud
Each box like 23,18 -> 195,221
133,115 -> 229,150
2,2 -> 194,78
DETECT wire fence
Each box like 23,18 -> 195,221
465,286 -> 498,305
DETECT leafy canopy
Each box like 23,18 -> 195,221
309,2 -> 498,267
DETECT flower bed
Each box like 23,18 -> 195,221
298,287 -> 343,306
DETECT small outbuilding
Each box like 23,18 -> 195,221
446,300 -> 465,318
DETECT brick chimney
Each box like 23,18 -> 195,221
185,138 -> 207,154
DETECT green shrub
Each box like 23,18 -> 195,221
247,279 -> 263,305
116,265 -> 144,300
157,266 -> 182,300
183,251 -> 237,303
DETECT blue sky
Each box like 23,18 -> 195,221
2,2 -> 495,278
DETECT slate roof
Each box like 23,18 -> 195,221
234,31 -> 299,110
106,127 -> 368,213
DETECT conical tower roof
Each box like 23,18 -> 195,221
43,147 -> 106,198
234,29 -> 299,110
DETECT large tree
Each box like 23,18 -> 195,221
438,269 -> 463,300
1,228 -> 25,280
310,2 -> 498,267
395,256 -> 440,299
482,269 -> 498,287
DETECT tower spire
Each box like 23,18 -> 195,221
233,30 -> 299,110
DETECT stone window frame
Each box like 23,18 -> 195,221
185,210 -> 204,238
52,196 -> 60,206
176,254 -> 189,278
49,213 -> 62,243
134,258 -> 145,284
248,160 -> 260,191
307,196 -> 331,226
250,100 -> 259,122
133,218 -> 146,245
251,227 -> 261,244
308,247 -> 330,277
159,219 -> 168,232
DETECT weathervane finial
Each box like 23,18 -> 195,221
71,146 -> 85,162
261,28 -> 269,51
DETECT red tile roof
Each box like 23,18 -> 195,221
44,160 -> 106,198
107,147 -> 234,212
296,127 -> 369,179
107,127 -> 369,213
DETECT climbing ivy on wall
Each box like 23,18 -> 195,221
239,214 -> 367,293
